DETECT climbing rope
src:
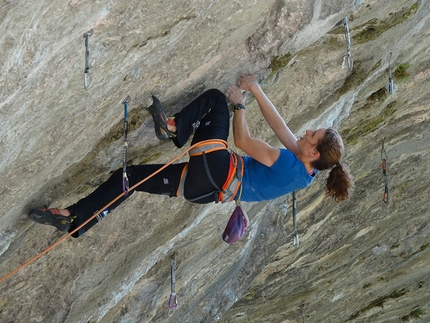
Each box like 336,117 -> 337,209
122,96 -> 131,195
168,253 -> 178,309
381,138 -> 389,203
0,140 -> 217,284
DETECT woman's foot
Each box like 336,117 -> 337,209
28,208 -> 73,232
148,96 -> 177,140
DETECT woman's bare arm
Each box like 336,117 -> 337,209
238,74 -> 300,155
225,85 -> 280,167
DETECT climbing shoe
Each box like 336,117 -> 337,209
148,95 -> 176,140
28,208 -> 73,232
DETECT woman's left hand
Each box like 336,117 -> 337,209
225,85 -> 247,106
237,74 -> 258,92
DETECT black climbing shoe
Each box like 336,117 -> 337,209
148,96 -> 175,140
28,208 -> 73,232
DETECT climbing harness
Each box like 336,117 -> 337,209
388,52 -> 394,94
168,253 -> 178,309
176,139 -> 246,243
292,191 -> 299,248
342,17 -> 353,72
83,29 -> 94,90
381,139 -> 389,203
122,96 -> 131,195
176,139 -> 244,203
0,140 -> 218,284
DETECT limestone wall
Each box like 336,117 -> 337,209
1,0 -> 429,322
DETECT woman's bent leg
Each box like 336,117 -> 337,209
177,89 -> 231,203
172,89 -> 230,147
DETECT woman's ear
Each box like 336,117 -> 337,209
310,150 -> 320,160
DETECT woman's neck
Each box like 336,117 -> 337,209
298,155 -> 314,175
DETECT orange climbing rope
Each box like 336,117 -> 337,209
0,140 -> 223,284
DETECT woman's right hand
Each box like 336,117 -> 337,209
237,74 -> 258,92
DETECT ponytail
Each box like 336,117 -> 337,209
311,128 -> 355,202
325,162 -> 354,202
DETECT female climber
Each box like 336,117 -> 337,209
28,74 -> 354,238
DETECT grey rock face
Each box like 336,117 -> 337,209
1,0 -> 429,322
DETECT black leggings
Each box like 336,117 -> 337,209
68,89 -> 231,237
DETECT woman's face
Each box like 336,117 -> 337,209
297,128 -> 326,158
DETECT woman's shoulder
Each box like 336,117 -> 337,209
243,148 -> 298,169
269,148 -> 300,168
278,148 -> 299,160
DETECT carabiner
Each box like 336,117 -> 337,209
169,294 -> 178,309
293,233 -> 300,248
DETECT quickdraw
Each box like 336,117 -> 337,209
388,52 -> 394,95
381,138 -> 389,203
299,303 -> 306,323
292,191 -> 299,248
168,253 -> 178,309
83,29 -> 94,90
342,17 -> 353,72
122,96 -> 131,195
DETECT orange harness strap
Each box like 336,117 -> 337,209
219,152 -> 244,202
188,139 -> 228,156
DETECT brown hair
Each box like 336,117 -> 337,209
311,128 -> 354,202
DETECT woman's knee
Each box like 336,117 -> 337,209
201,88 -> 226,104
206,88 -> 224,97
207,89 -> 229,113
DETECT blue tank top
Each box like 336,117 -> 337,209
237,148 -> 317,202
